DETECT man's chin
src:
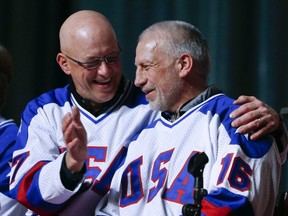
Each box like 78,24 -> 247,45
89,92 -> 114,104
149,102 -> 161,111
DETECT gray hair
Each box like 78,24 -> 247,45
0,44 -> 13,110
139,20 -> 210,80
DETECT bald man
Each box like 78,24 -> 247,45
9,10 -> 285,216
9,10 -> 158,215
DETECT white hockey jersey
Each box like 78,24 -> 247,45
9,80 -> 159,216
96,93 -> 282,216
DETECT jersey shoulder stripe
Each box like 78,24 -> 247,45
199,94 -> 273,158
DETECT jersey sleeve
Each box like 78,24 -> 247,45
201,108 -> 281,215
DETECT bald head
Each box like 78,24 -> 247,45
56,10 -> 122,106
59,10 -> 118,54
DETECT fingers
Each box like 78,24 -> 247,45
231,109 -> 262,128
62,107 -> 88,172
236,116 -> 265,135
246,118 -> 275,140
233,95 -> 256,105
62,107 -> 83,145
249,115 -> 279,140
249,126 -> 268,140
71,106 -> 87,142
71,106 -> 81,124
256,118 -> 263,128
230,96 -> 259,119
231,95 -> 280,140
62,112 -> 73,143
62,112 -> 71,130
231,95 -> 268,127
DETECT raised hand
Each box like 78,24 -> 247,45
62,106 -> 87,173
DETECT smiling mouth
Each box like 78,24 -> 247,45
142,89 -> 155,101
94,78 -> 111,85
142,87 -> 154,95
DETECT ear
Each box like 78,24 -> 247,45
56,53 -> 71,75
176,53 -> 193,78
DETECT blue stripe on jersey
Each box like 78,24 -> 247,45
199,95 -> 272,158
26,168 -> 67,211
28,85 -> 71,113
12,164 -> 67,212
11,161 -> 67,215
15,86 -> 71,151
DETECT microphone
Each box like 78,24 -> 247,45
182,152 -> 209,216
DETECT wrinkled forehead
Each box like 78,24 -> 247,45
135,39 -> 158,62
137,39 -> 157,52
136,35 -> 167,58
135,40 -> 175,72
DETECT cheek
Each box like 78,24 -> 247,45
111,64 -> 123,82
113,63 -> 122,74
73,70 -> 94,87
153,70 -> 168,83
115,65 -> 122,75
70,70 -> 82,81
146,70 -> 159,84
158,73 -> 175,92
81,72 -> 93,83
158,81 -> 170,95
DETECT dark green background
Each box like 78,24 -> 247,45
1,0 -> 287,198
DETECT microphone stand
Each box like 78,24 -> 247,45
182,152 -> 209,216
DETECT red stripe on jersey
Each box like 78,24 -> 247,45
202,199 -> 232,215
17,161 -> 57,216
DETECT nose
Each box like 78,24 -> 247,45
134,67 -> 146,87
97,60 -> 110,76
